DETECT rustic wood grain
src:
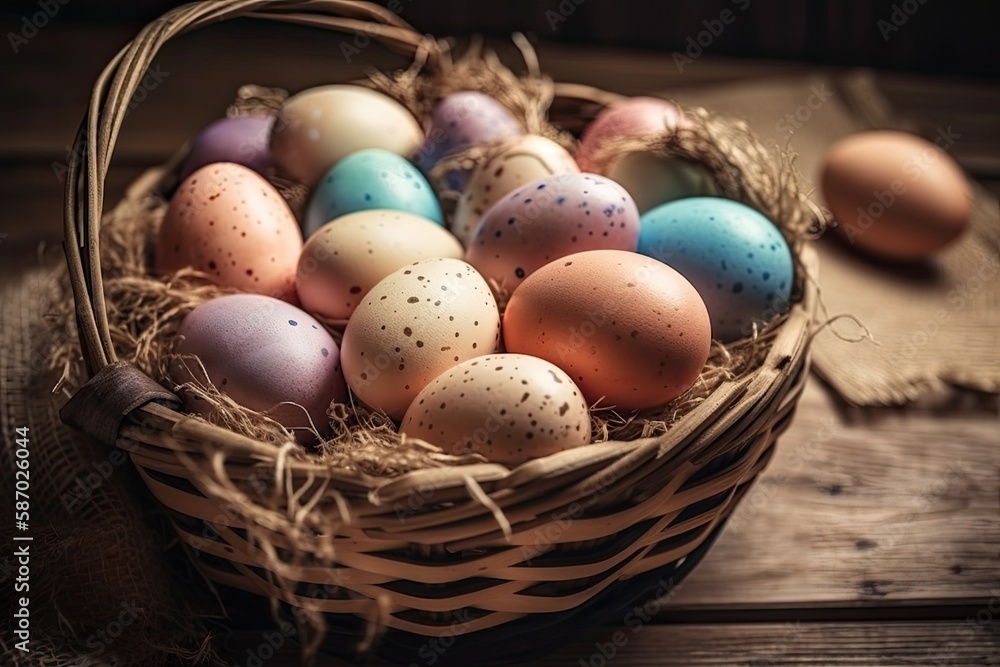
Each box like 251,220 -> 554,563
228,621 -> 1000,666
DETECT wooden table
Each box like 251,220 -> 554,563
1,20 -> 997,666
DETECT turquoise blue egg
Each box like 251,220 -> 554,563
304,148 -> 443,236
638,197 -> 794,342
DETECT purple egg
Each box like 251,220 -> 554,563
414,91 -> 524,191
466,173 -> 641,292
175,294 -> 346,442
179,115 -> 275,181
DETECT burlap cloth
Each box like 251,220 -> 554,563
669,71 -> 1000,405
2,70 -> 996,665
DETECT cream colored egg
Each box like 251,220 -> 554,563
296,210 -> 464,321
453,135 -> 579,244
270,85 -> 422,187
401,354 -> 591,466
341,258 -> 501,419
606,150 -> 720,214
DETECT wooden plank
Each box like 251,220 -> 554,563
227,621 -> 1000,666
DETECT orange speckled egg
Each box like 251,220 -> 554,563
503,250 -> 711,411
156,162 -> 302,300
821,130 -> 971,261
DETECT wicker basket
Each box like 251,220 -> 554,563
59,1 -> 818,664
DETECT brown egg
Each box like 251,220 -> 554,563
503,250 -> 712,412
821,131 -> 971,261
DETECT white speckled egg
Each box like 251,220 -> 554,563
341,258 -> 502,419
175,294 -> 346,441
465,173 -> 640,293
269,85 -> 422,187
296,210 -> 464,321
155,162 -> 302,301
400,354 -> 591,466
452,135 -> 579,244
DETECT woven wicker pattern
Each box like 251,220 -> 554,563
60,0 -> 817,653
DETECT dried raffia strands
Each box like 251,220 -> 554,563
53,1 -> 821,664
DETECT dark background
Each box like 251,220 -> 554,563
3,0 -> 998,76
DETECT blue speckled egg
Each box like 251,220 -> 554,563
304,148 -> 443,236
414,91 -> 525,191
638,197 -> 794,342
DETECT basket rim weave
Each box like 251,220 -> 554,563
60,0 -> 818,645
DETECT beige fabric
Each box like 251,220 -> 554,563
669,72 -> 1000,405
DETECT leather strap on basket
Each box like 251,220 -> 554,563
60,362 -> 180,446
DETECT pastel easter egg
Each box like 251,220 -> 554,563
341,258 -> 501,419
175,294 -> 346,441
452,135 -> 579,244
638,197 -> 794,342
503,250 -> 712,412
156,162 -> 302,301
465,173 -> 640,293
179,115 -> 275,181
296,210 -> 464,321
414,91 -> 525,191
575,96 -> 685,173
304,148 -> 443,236
270,85 -> 422,187
400,354 -> 591,466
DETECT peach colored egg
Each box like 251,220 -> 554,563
175,294 -> 346,441
465,173 -> 640,293
400,354 -> 591,466
269,85 -> 422,188
575,96 -> 685,173
821,130 -> 971,261
503,250 -> 711,411
341,258 -> 502,419
453,135 -> 579,244
156,162 -> 302,301
296,210 -> 464,321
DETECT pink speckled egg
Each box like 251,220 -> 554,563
175,294 -> 346,441
156,162 -> 302,301
465,173 -> 640,293
575,97 -> 685,173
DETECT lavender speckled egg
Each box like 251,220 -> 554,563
155,162 -> 302,301
400,354 -> 591,466
453,135 -> 579,245
179,115 -> 275,181
304,149 -> 443,236
341,258 -> 501,419
465,173 -> 640,293
175,294 -> 346,441
638,197 -> 794,343
414,91 -> 525,191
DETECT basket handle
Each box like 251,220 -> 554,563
63,0 -> 444,380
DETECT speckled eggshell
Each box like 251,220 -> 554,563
638,197 -> 794,343
304,149 -> 443,236
179,115 -> 275,181
465,173 -> 640,292
296,210 -> 464,320
341,258 -> 502,419
575,96 -> 685,173
155,162 -> 302,301
503,249 -> 712,412
175,294 -> 346,440
269,85 -> 423,187
414,91 -> 525,191
452,135 -> 579,244
400,354 -> 591,466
